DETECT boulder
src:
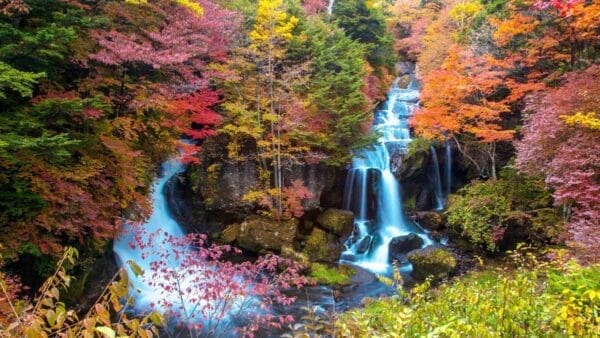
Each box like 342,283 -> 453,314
414,211 -> 446,231
303,228 -> 343,263
220,223 -> 240,243
236,216 -> 298,252
389,233 -> 424,261
281,245 -> 310,267
316,208 -> 354,236
407,246 -> 457,281
355,235 -> 373,254
397,74 -> 411,89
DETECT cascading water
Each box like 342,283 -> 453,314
327,0 -> 335,15
444,140 -> 452,198
113,158 -> 187,310
340,73 -> 432,274
430,146 -> 444,211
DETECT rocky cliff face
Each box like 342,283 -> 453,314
169,135 -> 345,233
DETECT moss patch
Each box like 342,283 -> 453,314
310,263 -> 356,286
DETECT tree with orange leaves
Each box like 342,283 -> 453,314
412,46 -> 514,179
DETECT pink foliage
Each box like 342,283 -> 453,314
90,0 -> 238,162
303,0 -> 328,16
395,17 -> 429,59
534,0 -> 583,16
0,0 -> 29,16
130,229 -> 310,336
516,66 -> 600,261
282,179 -> 314,218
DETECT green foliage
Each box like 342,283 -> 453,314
338,251 -> 600,337
0,61 -> 44,100
303,18 -> 376,165
406,137 -> 432,159
310,263 -> 356,286
446,167 -> 561,252
333,0 -> 395,70
446,179 -> 512,251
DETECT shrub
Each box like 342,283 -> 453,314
445,168 -> 562,252
338,251 -> 600,337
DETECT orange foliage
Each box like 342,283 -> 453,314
413,46 -> 514,143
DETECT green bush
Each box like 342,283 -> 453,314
445,168 -> 562,252
338,254 -> 600,337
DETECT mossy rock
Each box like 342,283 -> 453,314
310,263 -> 356,286
316,208 -> 354,235
220,223 -> 240,243
408,246 -> 457,281
236,216 -> 298,252
303,227 -> 342,262
281,245 -> 310,267
414,211 -> 446,231
389,233 -> 424,262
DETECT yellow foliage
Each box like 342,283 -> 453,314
249,0 -> 298,49
449,0 -> 483,28
173,0 -> 203,16
125,0 -> 203,17
562,112 -> 600,130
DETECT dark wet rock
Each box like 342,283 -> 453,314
389,233 -> 424,261
355,235 -> 373,254
189,135 -> 340,219
287,164 -> 337,211
407,246 -> 457,281
303,228 -> 343,263
316,208 -> 354,236
164,171 -> 206,232
236,216 -> 298,253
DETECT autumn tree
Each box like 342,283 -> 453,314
220,0 -> 304,218
0,0 -> 238,268
516,66 -> 600,261
412,46 -> 514,179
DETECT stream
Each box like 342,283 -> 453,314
113,65 -> 449,335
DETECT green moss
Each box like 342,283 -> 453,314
220,223 -> 240,243
408,247 -> 457,281
316,209 -> 354,235
405,137 -> 432,160
310,263 -> 355,286
303,228 -> 335,261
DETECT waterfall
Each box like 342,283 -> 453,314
340,74 -> 432,274
444,140 -> 452,199
430,146 -> 444,211
327,0 -> 335,16
113,158 -> 188,311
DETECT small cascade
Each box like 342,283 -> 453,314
113,158 -> 187,310
444,140 -> 452,199
327,0 -> 335,16
430,146 -> 444,211
340,73 -> 432,274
